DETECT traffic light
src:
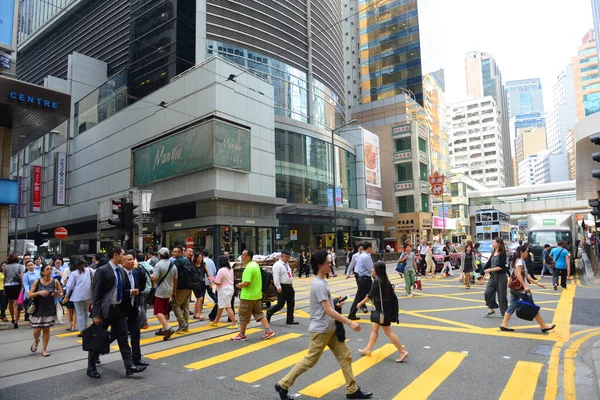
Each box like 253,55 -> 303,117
223,226 -> 230,242
108,198 -> 126,230
153,232 -> 161,246
34,224 -> 48,247
123,201 -> 138,231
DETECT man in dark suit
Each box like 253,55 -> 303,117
123,250 -> 149,367
87,245 -> 146,379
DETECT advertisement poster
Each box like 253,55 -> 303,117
31,165 -> 42,212
54,152 -> 67,206
0,0 -> 15,48
327,187 -> 343,207
363,131 -> 382,210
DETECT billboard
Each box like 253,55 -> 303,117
363,130 -> 382,210
54,152 -> 67,206
31,165 -> 42,212
0,179 -> 18,205
0,0 -> 15,48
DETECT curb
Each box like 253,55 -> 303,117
0,323 -> 12,330
579,251 -> 597,286
593,340 -> 600,396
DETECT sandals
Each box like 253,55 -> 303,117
358,348 -> 372,357
199,315 -> 205,321
41,352 -> 51,357
31,340 -> 39,353
395,352 -> 410,363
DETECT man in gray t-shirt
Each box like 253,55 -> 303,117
276,250 -> 373,400
150,248 -> 178,339
151,259 -> 177,299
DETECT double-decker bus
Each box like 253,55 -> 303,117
475,209 -> 511,241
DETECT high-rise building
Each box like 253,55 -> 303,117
518,149 -> 569,186
464,50 -> 512,186
505,78 -> 545,118
448,97 -> 505,188
572,29 -> 600,120
547,66 -> 577,154
351,0 -> 450,188
565,128 -> 576,180
593,0 -> 600,61
512,113 -> 547,165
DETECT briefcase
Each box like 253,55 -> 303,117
82,324 -> 111,354
515,293 -> 540,321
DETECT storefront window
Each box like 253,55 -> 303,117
239,227 -> 257,254
258,228 -> 273,255
166,228 -> 214,254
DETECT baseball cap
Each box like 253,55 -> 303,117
158,247 -> 170,256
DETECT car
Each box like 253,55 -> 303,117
432,244 -> 461,271
477,241 -> 494,266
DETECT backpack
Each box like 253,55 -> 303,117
176,258 -> 202,291
260,268 -> 272,296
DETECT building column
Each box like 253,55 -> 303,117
0,128 -> 11,258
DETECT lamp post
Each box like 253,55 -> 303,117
332,119 -> 357,253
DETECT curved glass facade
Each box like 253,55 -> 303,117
207,40 -> 344,130
275,129 -> 357,209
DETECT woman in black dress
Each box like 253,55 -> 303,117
28,264 -> 63,357
356,261 -> 409,363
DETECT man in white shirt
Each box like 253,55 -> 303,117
418,240 -> 427,276
266,250 -> 298,325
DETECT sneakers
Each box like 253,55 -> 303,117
209,322 -> 218,327
231,333 -> 248,341
407,294 -> 414,298
347,387 -> 373,399
155,329 -> 166,336
163,328 -> 175,341
348,315 -> 360,321
275,383 -> 293,400
175,324 -> 188,334
141,324 -> 149,329
227,324 -> 239,329
262,330 -> 276,340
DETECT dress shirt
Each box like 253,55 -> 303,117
109,261 -> 122,305
272,260 -> 293,289
126,269 -> 136,306
204,257 -> 216,285
64,268 -> 94,302
356,252 -> 373,277
23,270 -> 41,298
346,251 -> 362,276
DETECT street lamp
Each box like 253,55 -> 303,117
332,119 -> 357,253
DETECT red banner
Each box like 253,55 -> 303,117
31,165 -> 42,213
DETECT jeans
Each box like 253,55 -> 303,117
541,264 -> 553,276
506,290 -> 528,315
73,299 -> 92,332
278,330 -> 358,395
553,268 -> 567,288
138,293 -> 148,328
484,273 -> 508,315
404,269 -> 416,294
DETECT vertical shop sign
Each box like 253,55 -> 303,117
363,131 -> 382,210
31,165 -> 42,212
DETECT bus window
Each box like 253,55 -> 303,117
476,214 -> 481,222
492,212 -> 498,221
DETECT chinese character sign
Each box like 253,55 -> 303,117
428,171 -> 445,197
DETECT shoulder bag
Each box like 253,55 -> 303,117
146,263 -> 173,305
508,261 -> 526,291
26,279 -> 40,314
370,279 -> 387,325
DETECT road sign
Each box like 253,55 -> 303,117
185,237 -> 195,248
54,227 -> 68,240
290,230 -> 298,241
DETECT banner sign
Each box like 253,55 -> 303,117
53,152 -> 67,206
363,130 -> 382,210
16,176 -> 22,218
31,165 -> 42,212
133,119 -> 251,186
327,187 -> 343,207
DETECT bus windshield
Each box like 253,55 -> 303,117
528,231 -> 572,247
478,242 -> 493,253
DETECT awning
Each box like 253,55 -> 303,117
0,75 -> 71,155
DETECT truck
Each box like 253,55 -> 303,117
526,214 -> 579,273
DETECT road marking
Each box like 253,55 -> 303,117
563,331 -> 600,400
294,310 -> 311,319
499,361 -> 543,400
145,328 -> 263,360
184,333 -> 303,370
399,310 -> 482,330
392,352 -> 468,400
412,305 -> 488,313
299,344 -> 397,398
409,292 -> 485,304
56,317 -> 170,338
236,345 -> 336,383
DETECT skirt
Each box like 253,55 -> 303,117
217,286 -> 234,309
4,285 -> 21,300
30,315 -> 56,328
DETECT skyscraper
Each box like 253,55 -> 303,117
505,78 -> 545,117
464,51 -> 512,186
546,66 -> 576,155
593,0 -> 600,63
572,29 -> 600,120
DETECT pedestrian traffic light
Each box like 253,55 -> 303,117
123,201 -> 138,231
108,198 -> 126,230
153,232 -> 161,245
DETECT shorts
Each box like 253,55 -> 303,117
238,299 -> 264,324
154,297 -> 171,316
4,285 -> 21,300
65,301 -> 75,310
217,286 -> 234,309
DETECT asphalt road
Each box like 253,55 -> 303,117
1,262 -> 598,400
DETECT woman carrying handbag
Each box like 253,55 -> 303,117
356,261 -> 409,363
499,245 -> 556,333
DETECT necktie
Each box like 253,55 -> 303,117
128,271 -> 135,306
116,268 -> 122,303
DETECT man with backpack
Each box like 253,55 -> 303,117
171,246 -> 200,333
231,249 -> 275,341
150,248 -> 177,340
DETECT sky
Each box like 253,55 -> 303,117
429,0 -> 594,109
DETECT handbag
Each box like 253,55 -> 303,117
516,293 -> 540,321
370,279 -> 387,325
17,289 -> 24,306
508,261 -> 526,291
82,324 -> 111,354
27,298 -> 37,314
147,263 -> 173,305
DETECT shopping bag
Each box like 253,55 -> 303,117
516,293 -> 540,321
413,278 -> 422,291
82,324 -> 111,354
17,290 -> 24,306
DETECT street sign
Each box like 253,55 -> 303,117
54,227 -> 68,240
185,237 -> 195,248
290,230 -> 298,241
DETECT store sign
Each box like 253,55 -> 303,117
290,230 -> 298,240
395,181 -> 413,191
363,130 -> 382,210
433,216 -> 457,230
133,119 -> 251,185
392,124 -> 411,135
31,165 -> 42,212
9,91 -> 59,109
0,52 -> 10,69
394,150 -> 412,161
53,152 -> 66,206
